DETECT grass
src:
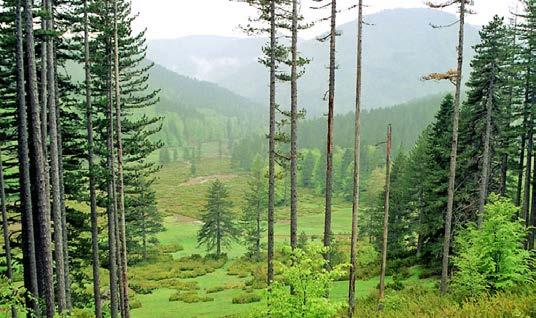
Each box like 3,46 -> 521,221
125,154 -> 435,317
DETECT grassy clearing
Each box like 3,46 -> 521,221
130,156 -> 436,318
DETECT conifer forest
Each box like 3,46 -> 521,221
1,0 -> 536,317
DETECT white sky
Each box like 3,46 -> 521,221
131,0 -> 520,40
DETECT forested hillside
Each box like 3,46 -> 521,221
148,8 -> 480,114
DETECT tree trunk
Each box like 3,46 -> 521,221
45,0 -> 67,309
107,34 -> 119,318
290,0 -> 299,250
112,0 -> 130,314
379,125 -> 392,303
39,0 -> 47,155
83,0 -> 102,315
267,0 -> 276,285
24,0 -> 56,314
348,1 -> 363,316
0,146 -> 17,318
323,0 -> 337,266
529,150 -> 536,250
15,1 -> 40,314
477,71 -> 495,226
51,39 -> 72,308
523,121 -> 533,231
440,0 -> 466,296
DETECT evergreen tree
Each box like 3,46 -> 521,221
300,150 -> 316,188
198,180 -> 239,257
457,16 -> 510,225
240,157 -> 267,260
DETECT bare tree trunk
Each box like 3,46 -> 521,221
529,152 -> 536,250
83,0 -> 102,315
516,133 -> 527,207
379,125 -> 392,304
323,0 -> 337,266
45,0 -> 67,309
56,71 -> 72,310
39,0 -> 47,155
0,146 -> 17,318
290,0 -> 299,250
477,73 -> 495,226
440,0 -> 466,295
15,1 -> 40,314
112,0 -> 130,315
267,0 -> 276,285
523,121 -> 533,230
348,1 -> 363,316
24,0 -> 56,314
107,33 -> 119,318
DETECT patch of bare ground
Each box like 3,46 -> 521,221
180,173 -> 237,186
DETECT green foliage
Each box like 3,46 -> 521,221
251,245 -> 343,318
198,179 -> 240,256
353,283 -> 536,318
0,277 -> 27,315
169,291 -> 214,303
451,197 -> 533,299
232,292 -> 261,304
240,156 -> 267,260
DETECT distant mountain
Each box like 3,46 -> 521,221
148,8 -> 481,115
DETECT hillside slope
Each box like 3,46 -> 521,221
148,8 -> 480,115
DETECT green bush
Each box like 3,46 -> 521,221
232,292 -> 261,304
451,196 -> 533,299
251,245 -> 343,318
206,286 -> 225,294
130,297 -> 142,309
354,283 -> 536,318
169,291 -> 214,303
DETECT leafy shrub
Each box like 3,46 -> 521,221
232,292 -> 261,304
353,283 -> 536,318
157,243 -> 184,254
169,291 -> 214,303
130,284 -> 154,295
130,297 -> 142,309
251,245 -> 343,318
451,196 -> 533,299
206,286 -> 225,294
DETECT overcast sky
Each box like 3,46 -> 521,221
131,0 -> 519,40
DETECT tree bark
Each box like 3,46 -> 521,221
323,0 -> 337,267
440,0 -> 466,295
379,125 -> 392,303
529,150 -> 536,250
523,120 -> 533,231
477,69 -> 495,226
15,1 -> 40,314
83,0 -> 102,315
45,0 -> 67,309
24,0 -> 56,314
348,1 -> 363,316
0,146 -> 17,318
267,0 -> 276,285
290,0 -> 299,250
112,0 -> 130,315
107,32 -> 119,318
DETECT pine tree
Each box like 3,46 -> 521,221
240,157 -> 267,260
300,150 -> 316,188
348,1 -> 364,314
198,179 -> 239,257
23,0 -> 56,314
0,144 -> 16,318
425,0 -> 472,295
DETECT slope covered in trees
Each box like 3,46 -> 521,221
147,8 -> 480,115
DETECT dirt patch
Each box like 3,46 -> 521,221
180,174 -> 237,186
175,214 -> 203,225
